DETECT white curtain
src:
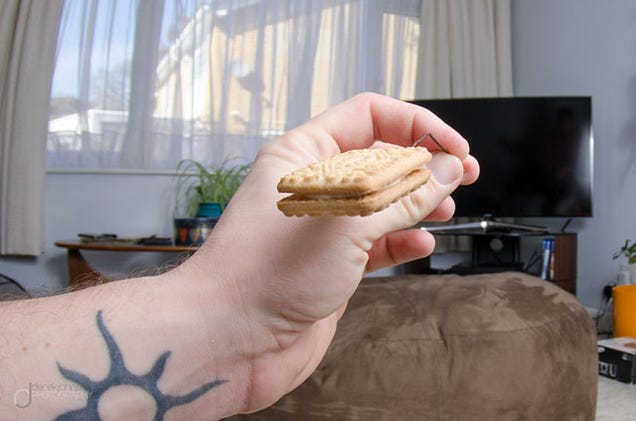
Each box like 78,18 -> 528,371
415,0 -> 513,251
47,0 -> 422,171
0,0 -> 64,255
416,0 -> 512,98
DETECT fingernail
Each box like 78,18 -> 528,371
427,154 -> 463,186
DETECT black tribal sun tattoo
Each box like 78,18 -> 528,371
54,310 -> 227,420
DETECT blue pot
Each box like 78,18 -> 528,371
196,202 -> 222,218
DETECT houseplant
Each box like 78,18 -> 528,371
173,158 -> 250,245
613,239 -> 636,284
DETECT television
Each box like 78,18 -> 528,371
409,96 -> 593,221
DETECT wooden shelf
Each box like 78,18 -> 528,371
550,233 -> 577,295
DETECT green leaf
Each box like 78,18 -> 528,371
173,158 -> 251,217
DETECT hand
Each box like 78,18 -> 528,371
183,92 -> 479,413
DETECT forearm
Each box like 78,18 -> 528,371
0,270 -> 251,420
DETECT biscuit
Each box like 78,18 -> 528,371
276,146 -> 432,216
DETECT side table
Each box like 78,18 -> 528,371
55,241 -> 198,289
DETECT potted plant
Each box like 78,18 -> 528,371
173,159 -> 250,245
613,239 -> 636,284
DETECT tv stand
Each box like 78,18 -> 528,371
420,219 -> 549,235
403,230 -> 577,295
448,261 -> 525,275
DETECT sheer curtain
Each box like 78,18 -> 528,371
47,0 -> 422,171
0,0 -> 64,255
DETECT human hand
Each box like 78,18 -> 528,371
184,92 -> 479,414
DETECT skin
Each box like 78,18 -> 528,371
0,92 -> 478,420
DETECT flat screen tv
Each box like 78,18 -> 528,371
409,96 -> 593,219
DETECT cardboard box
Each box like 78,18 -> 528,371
598,337 -> 636,383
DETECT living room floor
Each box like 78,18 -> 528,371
596,375 -> 636,420
588,307 -> 636,419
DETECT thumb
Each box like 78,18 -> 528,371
366,153 -> 464,236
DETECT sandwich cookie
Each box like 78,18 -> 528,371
276,146 -> 433,216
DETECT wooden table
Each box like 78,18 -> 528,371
55,241 -> 198,289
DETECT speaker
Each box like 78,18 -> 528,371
472,235 -> 521,267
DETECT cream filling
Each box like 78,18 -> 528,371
301,178 -> 403,200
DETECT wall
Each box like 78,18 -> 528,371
512,0 -> 636,307
0,174 -> 179,295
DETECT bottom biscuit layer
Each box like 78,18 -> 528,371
277,169 -> 431,217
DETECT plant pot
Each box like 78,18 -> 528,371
196,202 -> 223,218
174,217 -> 218,246
618,264 -> 636,285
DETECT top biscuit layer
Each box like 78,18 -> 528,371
277,146 -> 432,195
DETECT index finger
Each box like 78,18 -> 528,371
306,92 -> 470,159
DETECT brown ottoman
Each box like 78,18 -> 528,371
230,272 -> 597,420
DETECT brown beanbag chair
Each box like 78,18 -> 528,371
230,272 -> 597,420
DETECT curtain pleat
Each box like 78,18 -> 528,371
416,0 -> 511,99
0,0 -> 64,255
284,1 -> 323,130
122,0 -> 166,168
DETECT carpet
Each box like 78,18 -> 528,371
596,375 -> 636,420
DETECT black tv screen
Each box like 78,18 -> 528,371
409,96 -> 593,218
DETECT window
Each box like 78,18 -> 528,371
47,0 -> 422,172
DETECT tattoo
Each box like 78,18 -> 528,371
54,310 -> 227,420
